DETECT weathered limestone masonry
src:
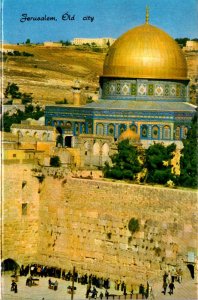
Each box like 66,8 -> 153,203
3,164 -> 40,265
3,165 -> 197,285
39,177 -> 197,284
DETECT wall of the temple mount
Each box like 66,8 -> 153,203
3,166 -> 197,286
3,164 -> 40,265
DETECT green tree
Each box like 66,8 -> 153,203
2,107 -> 44,132
179,113 -> 198,188
21,93 -> 33,104
25,104 -> 34,113
145,143 -> 176,184
103,139 -> 142,180
50,156 -> 61,167
175,37 -> 190,47
25,38 -> 31,44
4,82 -> 22,99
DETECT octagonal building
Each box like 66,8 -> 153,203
45,12 -> 196,162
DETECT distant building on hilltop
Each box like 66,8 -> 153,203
43,42 -> 62,47
183,40 -> 198,51
72,37 -> 116,47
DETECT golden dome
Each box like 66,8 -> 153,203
119,128 -> 140,142
103,23 -> 187,80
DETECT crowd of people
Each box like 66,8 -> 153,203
14,263 -> 185,298
20,264 -> 127,292
17,263 -> 133,298
162,269 -> 183,296
20,264 -> 62,278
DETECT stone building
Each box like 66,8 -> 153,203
183,40 -> 198,51
45,10 -> 196,167
72,37 -> 116,47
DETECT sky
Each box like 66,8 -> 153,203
2,0 -> 198,44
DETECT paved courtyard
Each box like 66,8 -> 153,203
1,274 -> 197,300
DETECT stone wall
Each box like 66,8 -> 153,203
3,164 -> 40,264
2,165 -> 197,286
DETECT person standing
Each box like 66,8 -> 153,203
169,282 -> 175,295
105,289 -> 109,299
163,281 -> 168,295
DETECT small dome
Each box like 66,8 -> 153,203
103,23 -> 187,80
119,128 -> 140,142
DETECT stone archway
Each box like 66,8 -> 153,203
102,143 -> 110,166
65,136 -> 72,148
1,258 -> 20,272
187,264 -> 195,279
93,142 -> 101,166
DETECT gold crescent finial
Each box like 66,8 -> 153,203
146,6 -> 149,24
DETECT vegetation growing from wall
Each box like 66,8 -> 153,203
103,139 -> 142,180
179,112 -> 198,188
128,218 -> 140,234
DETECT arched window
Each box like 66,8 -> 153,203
130,124 -> 137,133
33,132 -> 38,139
183,126 -> 188,138
175,126 -> 181,140
152,125 -> 159,139
97,123 -> 104,135
81,123 -> 86,134
84,141 -> 90,155
17,130 -> 23,138
141,125 -> 148,138
93,142 -> 100,155
88,121 -> 93,134
42,132 -> 47,141
75,122 -> 79,135
163,125 -> 171,140
108,124 -> 115,136
119,124 -> 126,135
102,143 -> 109,156
65,122 -> 72,130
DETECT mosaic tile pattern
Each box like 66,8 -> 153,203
121,83 -> 130,95
102,79 -> 187,100
155,85 -> 164,96
138,83 -> 147,95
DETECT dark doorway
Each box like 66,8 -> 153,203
56,126 -> 62,135
1,258 -> 20,272
65,136 -> 72,147
187,264 -> 194,279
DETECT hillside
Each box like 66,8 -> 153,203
3,45 -> 198,105
3,45 -> 105,104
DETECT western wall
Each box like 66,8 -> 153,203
3,163 -> 197,286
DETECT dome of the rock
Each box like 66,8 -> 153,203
103,23 -> 187,80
